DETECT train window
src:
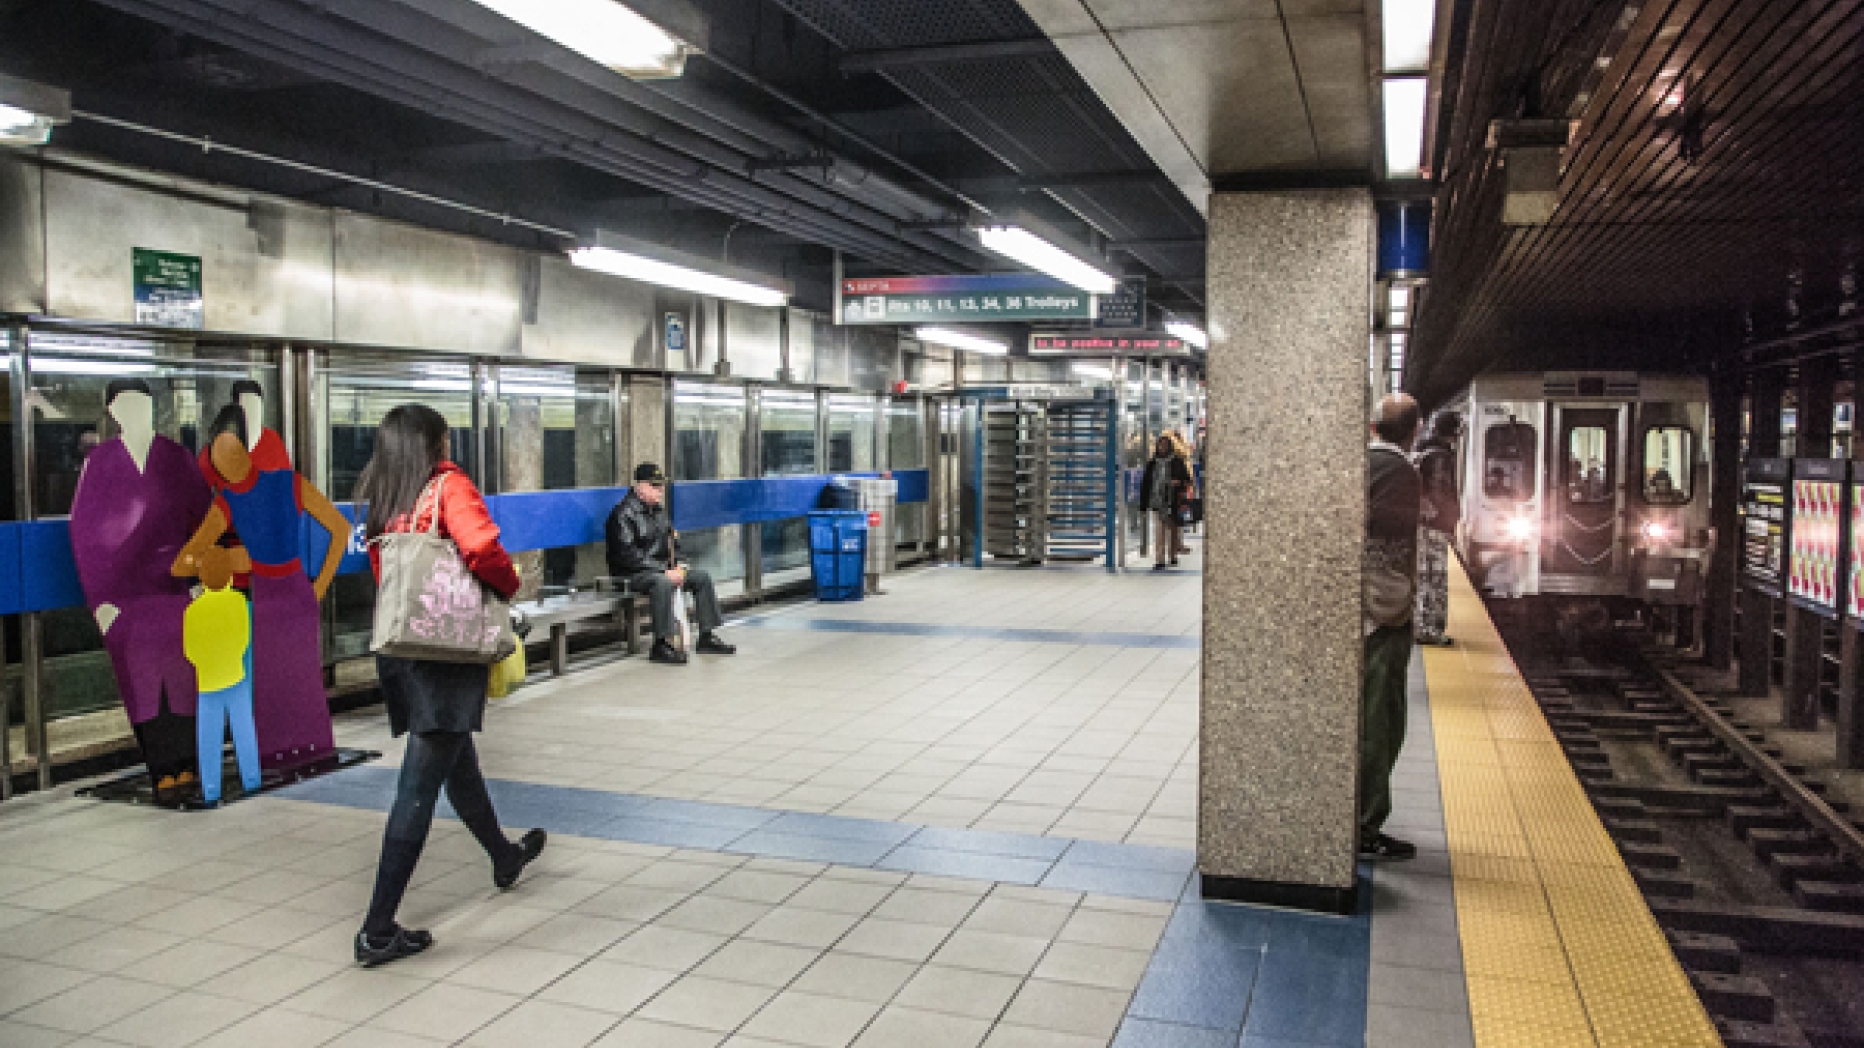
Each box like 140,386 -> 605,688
1567,427 -> 1613,503
1483,421 -> 1536,500
1643,427 -> 1693,505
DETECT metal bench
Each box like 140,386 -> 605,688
512,578 -> 651,676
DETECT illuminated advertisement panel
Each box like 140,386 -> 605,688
1741,459 -> 1789,593
1851,481 -> 1864,621
1789,459 -> 1847,615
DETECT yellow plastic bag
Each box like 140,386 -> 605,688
488,641 -> 527,699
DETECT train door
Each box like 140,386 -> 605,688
932,397 -> 964,559
1550,406 -> 1624,576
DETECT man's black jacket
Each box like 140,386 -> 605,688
606,489 -> 674,577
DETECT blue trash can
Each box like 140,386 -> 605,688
807,510 -> 867,602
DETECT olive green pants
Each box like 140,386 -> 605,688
1359,623 -> 1413,846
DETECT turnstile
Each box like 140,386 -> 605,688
982,401 -> 1048,563
1045,401 -> 1112,559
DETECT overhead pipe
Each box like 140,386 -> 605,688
91,0 -> 975,273
346,0 -> 982,251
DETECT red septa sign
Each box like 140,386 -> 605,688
868,511 -> 883,528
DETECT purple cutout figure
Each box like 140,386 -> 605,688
69,382 -> 214,793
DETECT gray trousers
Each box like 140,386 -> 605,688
631,569 -> 723,642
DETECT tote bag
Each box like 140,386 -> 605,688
371,475 -> 517,664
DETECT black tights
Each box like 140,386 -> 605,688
363,730 -> 516,937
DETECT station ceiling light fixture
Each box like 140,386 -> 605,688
916,327 -> 1008,356
1379,0 -> 1435,180
466,0 -> 706,79
1072,362 -> 1114,381
975,225 -> 1118,295
0,73 -> 70,147
1165,321 -> 1208,349
570,230 -> 789,307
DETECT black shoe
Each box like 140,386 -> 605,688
354,926 -> 434,968
695,632 -> 736,655
495,829 -> 548,890
1359,833 -> 1418,860
1152,563 -> 1168,572
1170,558 -> 1180,566
649,639 -> 688,665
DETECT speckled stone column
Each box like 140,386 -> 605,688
1200,189 -> 1373,913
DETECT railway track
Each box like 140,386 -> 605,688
1486,600 -> 1864,1048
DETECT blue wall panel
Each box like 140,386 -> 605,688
0,470 -> 935,614
21,521 -> 84,613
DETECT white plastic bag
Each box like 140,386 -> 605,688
671,582 -> 692,652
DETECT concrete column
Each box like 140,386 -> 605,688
630,374 -> 668,471
1200,189 -> 1371,913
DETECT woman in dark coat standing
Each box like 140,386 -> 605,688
1139,435 -> 1194,570
351,404 -> 545,967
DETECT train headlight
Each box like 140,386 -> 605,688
1641,520 -> 1670,544
1504,515 -> 1536,542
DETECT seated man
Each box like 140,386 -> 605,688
605,463 -> 734,665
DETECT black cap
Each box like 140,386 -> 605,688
634,463 -> 667,484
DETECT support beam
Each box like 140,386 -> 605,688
1739,368 -> 1785,699
1705,359 -> 1740,670
1200,189 -> 1371,914
1783,358 -> 1837,731
840,39 -> 1054,74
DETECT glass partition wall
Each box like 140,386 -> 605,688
758,387 -> 819,589
488,365 -> 619,597
672,380 -> 747,598
887,397 -> 926,547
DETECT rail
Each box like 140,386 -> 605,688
1651,662 -> 1864,870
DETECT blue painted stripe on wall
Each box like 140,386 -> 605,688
0,469 -> 932,615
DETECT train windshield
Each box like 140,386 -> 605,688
1567,427 -> 1614,503
1483,421 -> 1536,501
1643,427 -> 1692,504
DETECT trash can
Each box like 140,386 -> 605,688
853,478 -> 898,593
807,510 -> 867,602
822,476 -> 861,510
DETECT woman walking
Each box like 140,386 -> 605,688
1140,435 -> 1194,570
353,405 -> 545,967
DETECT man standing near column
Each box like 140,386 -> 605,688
1361,394 -> 1422,860
1413,413 -> 1463,646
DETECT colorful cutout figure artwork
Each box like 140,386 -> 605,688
176,409 -> 348,772
185,545 -> 261,804
68,380 -> 214,800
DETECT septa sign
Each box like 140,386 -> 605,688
868,511 -> 882,528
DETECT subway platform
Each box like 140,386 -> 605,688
0,548 -> 1711,1048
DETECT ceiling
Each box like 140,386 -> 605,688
1408,0 -> 1864,409
0,0 -> 1215,318
1017,0 -> 1374,194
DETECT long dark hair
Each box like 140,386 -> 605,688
355,404 -> 449,538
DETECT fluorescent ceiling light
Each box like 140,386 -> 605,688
1382,0 -> 1436,73
468,0 -> 695,78
0,75 -> 69,146
1383,77 -> 1428,179
1072,363 -> 1114,381
1390,286 -> 1411,309
31,359 -> 158,377
916,327 -> 1007,356
1165,322 -> 1208,349
975,226 -> 1117,295
570,246 -> 787,307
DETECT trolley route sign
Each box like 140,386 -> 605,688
839,274 -> 1094,325
1027,332 -> 1189,355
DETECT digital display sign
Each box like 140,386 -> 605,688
1741,459 -> 1789,593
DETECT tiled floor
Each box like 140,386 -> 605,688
0,536 -> 1490,1048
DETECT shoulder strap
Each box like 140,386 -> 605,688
425,473 -> 448,536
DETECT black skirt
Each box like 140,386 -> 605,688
377,655 -> 489,737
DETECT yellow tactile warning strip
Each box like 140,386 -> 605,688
1422,560 -> 1722,1048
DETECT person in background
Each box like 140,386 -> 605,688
1140,435 -> 1193,570
1361,394 -> 1423,860
606,463 -> 735,664
351,405 -> 546,968
1168,430 -> 1197,550
1413,413 -> 1463,646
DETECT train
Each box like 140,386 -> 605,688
1454,371 -> 1713,618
